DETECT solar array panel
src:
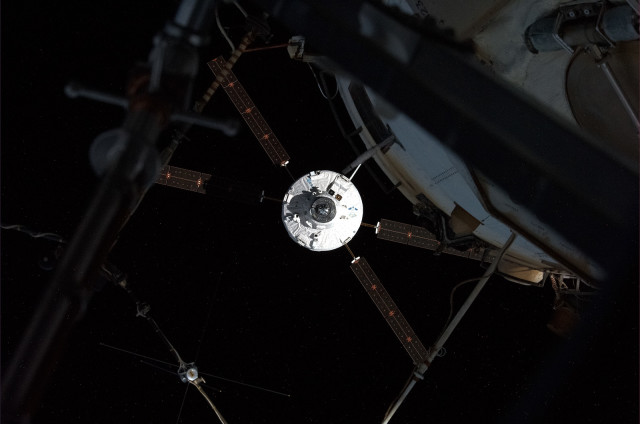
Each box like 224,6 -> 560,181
376,219 -> 440,250
350,257 -> 429,365
157,165 -> 211,194
376,219 -> 495,263
208,56 -> 290,167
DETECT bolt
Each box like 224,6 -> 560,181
568,10 -> 576,18
583,8 -> 591,15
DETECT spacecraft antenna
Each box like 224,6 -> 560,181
99,267 -> 290,424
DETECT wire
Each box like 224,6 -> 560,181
308,64 -> 338,100
215,5 -> 235,54
198,371 -> 291,398
140,359 -> 178,377
317,65 -> 397,194
175,384 -> 190,424
232,0 -> 248,18
99,342 -> 177,368
214,1 -> 250,55
139,315 -> 186,366
438,277 -> 482,339
1,223 -> 66,244
318,68 -> 339,100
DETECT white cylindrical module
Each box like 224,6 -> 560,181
282,170 -> 363,251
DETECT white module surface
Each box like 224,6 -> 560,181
282,170 -> 363,251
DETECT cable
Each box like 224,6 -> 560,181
140,359 -> 181,377
175,384 -> 191,424
308,63 -> 338,100
99,342 -> 177,368
438,277 -> 482,339
318,68 -> 339,100
317,67 -> 397,194
215,1 -> 251,55
198,371 -> 291,398
1,223 -> 66,244
215,5 -> 235,54
232,0 -> 248,18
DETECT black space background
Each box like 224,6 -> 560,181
1,1 -> 637,423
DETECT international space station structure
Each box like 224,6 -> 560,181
283,0 -> 638,288
3,0 -> 636,423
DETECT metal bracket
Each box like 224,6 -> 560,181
595,2 -> 616,47
553,10 -> 575,54
553,2 -> 605,53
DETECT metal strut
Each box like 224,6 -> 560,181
1,4 -> 219,419
341,134 -> 395,176
191,379 -> 229,424
137,306 -> 186,367
381,232 -> 517,424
